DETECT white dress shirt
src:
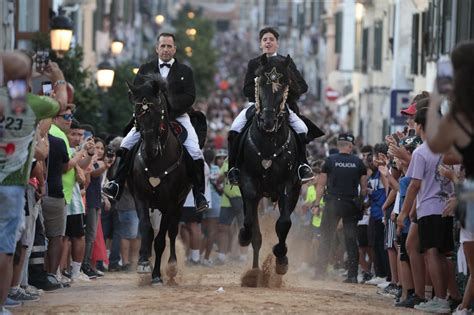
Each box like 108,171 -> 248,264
158,58 -> 175,79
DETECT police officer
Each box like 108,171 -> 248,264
103,33 -> 208,211
313,134 -> 368,283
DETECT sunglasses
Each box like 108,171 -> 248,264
59,113 -> 74,121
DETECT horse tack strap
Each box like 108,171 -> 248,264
137,145 -> 183,190
247,131 -> 292,169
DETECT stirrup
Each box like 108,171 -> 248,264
298,164 -> 314,183
102,181 -> 120,200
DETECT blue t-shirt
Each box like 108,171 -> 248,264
399,176 -> 412,234
368,171 -> 386,220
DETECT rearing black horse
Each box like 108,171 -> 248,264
126,74 -> 191,285
238,55 -> 301,275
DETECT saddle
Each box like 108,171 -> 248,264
123,110 -> 207,149
243,104 -> 325,142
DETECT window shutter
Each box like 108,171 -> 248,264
411,14 -> 419,74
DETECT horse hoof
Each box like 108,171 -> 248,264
275,256 -> 288,275
166,262 -> 178,278
238,228 -> 252,247
137,262 -> 152,274
151,277 -> 163,286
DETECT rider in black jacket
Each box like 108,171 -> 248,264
103,33 -> 208,211
227,27 -> 318,185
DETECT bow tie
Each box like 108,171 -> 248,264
160,63 -> 171,68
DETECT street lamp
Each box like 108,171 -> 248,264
186,28 -> 197,40
155,14 -> 165,26
110,39 -> 124,56
50,15 -> 74,57
132,62 -> 140,75
184,46 -> 193,57
96,61 -> 115,91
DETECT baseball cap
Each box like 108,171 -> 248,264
400,102 -> 417,116
337,133 -> 355,144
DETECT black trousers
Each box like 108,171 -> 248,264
316,197 -> 359,278
368,217 -> 389,279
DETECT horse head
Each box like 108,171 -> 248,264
127,74 -> 169,159
254,54 -> 292,133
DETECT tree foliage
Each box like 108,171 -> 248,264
31,33 -> 135,135
172,5 -> 217,99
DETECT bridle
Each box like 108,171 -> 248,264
254,76 -> 289,133
134,95 -> 168,154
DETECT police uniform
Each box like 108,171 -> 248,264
315,135 -> 367,281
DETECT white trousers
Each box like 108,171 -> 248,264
230,103 -> 308,134
121,113 -> 203,160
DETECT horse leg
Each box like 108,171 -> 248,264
166,210 -> 180,281
250,205 -> 262,269
151,214 -> 170,286
238,195 -> 258,247
273,187 -> 300,275
135,199 -> 153,273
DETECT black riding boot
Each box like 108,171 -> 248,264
297,133 -> 314,183
227,130 -> 241,185
102,148 -> 130,200
191,159 -> 209,212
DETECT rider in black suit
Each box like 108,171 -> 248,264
103,33 -> 208,212
227,27 -> 316,185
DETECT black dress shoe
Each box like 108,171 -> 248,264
102,181 -> 119,199
227,167 -> 240,185
298,164 -> 314,183
195,193 -> 209,212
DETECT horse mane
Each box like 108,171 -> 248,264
133,73 -> 168,94
254,56 -> 300,96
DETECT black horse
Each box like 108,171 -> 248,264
126,74 -> 191,285
238,54 -> 302,275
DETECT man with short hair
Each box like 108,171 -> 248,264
103,32 -> 208,212
46,107 -> 92,278
313,134 -> 368,283
227,27 -> 320,185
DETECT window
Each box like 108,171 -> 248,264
335,11 -> 343,53
373,21 -> 383,71
421,11 -> 428,75
18,0 -> 39,32
456,0 -> 472,42
411,14 -> 420,74
14,0 -> 50,47
441,0 -> 453,54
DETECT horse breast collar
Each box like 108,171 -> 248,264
248,131 -> 292,169
137,144 -> 183,190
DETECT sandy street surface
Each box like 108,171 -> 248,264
17,213 -> 420,314
17,261 -> 421,314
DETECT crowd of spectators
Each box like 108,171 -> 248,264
5,29 -> 474,315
